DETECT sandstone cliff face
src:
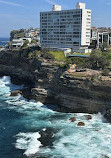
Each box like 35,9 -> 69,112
31,61 -> 111,114
0,51 -> 111,114
54,75 -> 111,113
0,51 -> 41,84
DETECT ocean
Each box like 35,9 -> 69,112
0,76 -> 111,158
0,37 -> 9,47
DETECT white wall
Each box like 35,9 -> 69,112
76,3 -> 85,9
81,9 -> 91,46
40,2 -> 91,52
52,5 -> 62,11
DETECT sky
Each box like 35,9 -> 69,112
0,0 -> 111,37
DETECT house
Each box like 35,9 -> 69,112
10,38 -> 32,49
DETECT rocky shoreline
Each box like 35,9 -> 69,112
0,51 -> 111,121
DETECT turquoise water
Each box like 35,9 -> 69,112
0,76 -> 111,158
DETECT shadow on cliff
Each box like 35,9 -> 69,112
1,50 -> 111,113
37,62 -> 111,114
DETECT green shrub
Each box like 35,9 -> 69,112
91,75 -> 99,82
31,40 -> 38,44
28,50 -> 40,59
102,69 -> 110,76
23,40 -> 29,46
66,57 -> 87,68
41,49 -> 54,59
88,49 -> 110,69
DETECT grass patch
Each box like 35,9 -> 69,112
49,51 -> 66,62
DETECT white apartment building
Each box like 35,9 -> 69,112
40,2 -> 91,53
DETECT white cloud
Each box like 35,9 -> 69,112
0,0 -> 24,7
45,0 -> 55,5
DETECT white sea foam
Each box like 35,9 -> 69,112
15,132 -> 42,156
2,76 -> 11,84
1,41 -> 9,42
42,128 -> 46,131
1,76 -> 111,157
0,76 -> 11,97
0,76 -> 24,98
1,76 -> 24,89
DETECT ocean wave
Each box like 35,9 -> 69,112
15,132 -> 42,156
2,76 -> 11,84
0,76 -> 111,158
0,41 -> 9,42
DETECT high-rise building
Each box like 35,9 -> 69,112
40,2 -> 91,53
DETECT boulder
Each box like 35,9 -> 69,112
77,122 -> 85,126
10,90 -> 22,96
69,117 -> 76,122
39,128 -> 56,146
84,115 -> 92,120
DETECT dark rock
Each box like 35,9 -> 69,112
84,115 -> 92,120
10,90 -> 22,96
77,122 -> 85,126
1,51 -> 111,114
69,117 -> 76,122
104,109 -> 111,123
94,129 -> 99,132
104,156 -> 109,158
39,128 -> 56,147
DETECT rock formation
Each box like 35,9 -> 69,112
10,90 -> 22,96
77,122 -> 85,126
69,117 -> 76,122
1,51 -> 111,117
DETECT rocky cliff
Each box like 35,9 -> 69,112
0,51 -> 111,115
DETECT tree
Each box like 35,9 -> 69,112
89,49 -> 110,69
22,40 -> 29,47
31,40 -> 38,44
100,42 -> 110,52
41,48 -> 54,59
102,69 -> 110,76
7,42 -> 10,48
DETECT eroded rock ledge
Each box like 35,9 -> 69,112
0,51 -> 111,116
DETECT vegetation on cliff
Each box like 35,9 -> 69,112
50,51 -> 66,62
27,47 -> 111,71
28,48 -> 54,60
3,44 -> 111,78
10,29 -> 25,41
88,49 -> 110,69
1,46 -> 111,115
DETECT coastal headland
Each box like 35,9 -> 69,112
1,49 -> 111,121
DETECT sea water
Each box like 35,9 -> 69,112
0,37 -> 9,46
0,76 -> 111,158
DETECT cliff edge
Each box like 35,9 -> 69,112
0,51 -> 111,115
